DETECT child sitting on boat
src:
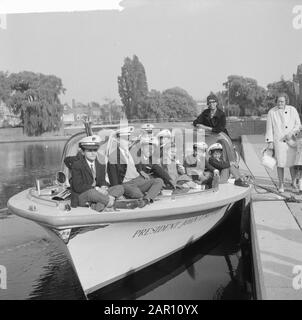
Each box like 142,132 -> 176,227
159,142 -> 199,190
207,143 -> 249,187
135,136 -> 178,188
153,130 -> 202,190
184,142 -> 212,187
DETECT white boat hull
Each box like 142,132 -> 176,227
51,203 -> 233,296
8,183 -> 250,297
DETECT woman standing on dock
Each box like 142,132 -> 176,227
265,92 -> 301,192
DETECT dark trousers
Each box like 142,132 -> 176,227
123,176 -> 164,200
78,185 -> 124,210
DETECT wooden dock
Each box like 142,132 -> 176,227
241,135 -> 302,300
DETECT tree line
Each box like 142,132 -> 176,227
216,73 -> 302,117
118,55 -> 302,119
1,57 -> 301,136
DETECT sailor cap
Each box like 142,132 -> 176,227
207,143 -> 223,153
79,135 -> 101,149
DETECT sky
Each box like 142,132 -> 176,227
0,0 -> 301,105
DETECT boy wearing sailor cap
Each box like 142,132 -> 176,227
207,143 -> 248,187
184,142 -> 213,186
70,135 -> 124,212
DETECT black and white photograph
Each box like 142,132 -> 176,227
0,0 -> 302,302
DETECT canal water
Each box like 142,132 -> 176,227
0,141 -> 252,300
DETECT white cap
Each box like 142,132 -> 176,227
79,135 -> 101,149
207,143 -> 223,153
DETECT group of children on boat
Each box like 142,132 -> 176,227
64,121 -> 248,213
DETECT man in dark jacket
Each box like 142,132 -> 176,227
193,94 -> 229,136
70,135 -> 124,211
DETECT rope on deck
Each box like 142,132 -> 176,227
240,155 -> 302,203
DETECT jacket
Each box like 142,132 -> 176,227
70,156 -> 108,207
136,160 -> 173,186
193,108 -> 229,136
208,157 -> 230,172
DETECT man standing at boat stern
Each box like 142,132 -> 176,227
71,135 -> 124,212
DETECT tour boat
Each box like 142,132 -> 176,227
7,124 -> 251,298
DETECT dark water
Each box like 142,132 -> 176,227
0,141 -> 252,300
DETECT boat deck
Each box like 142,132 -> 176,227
242,135 -> 302,300
8,183 -> 250,229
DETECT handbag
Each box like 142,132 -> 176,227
261,148 -> 276,170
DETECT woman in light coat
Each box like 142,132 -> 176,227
265,92 -> 301,192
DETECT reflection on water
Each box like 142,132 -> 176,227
0,141 -> 64,209
0,141 -> 251,300
0,213 -> 85,300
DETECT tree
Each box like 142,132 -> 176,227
215,91 -> 227,110
6,71 -> 65,136
118,55 -> 149,119
161,87 -> 198,120
139,90 -> 165,121
0,71 -> 10,102
294,64 -> 302,114
223,75 -> 266,116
